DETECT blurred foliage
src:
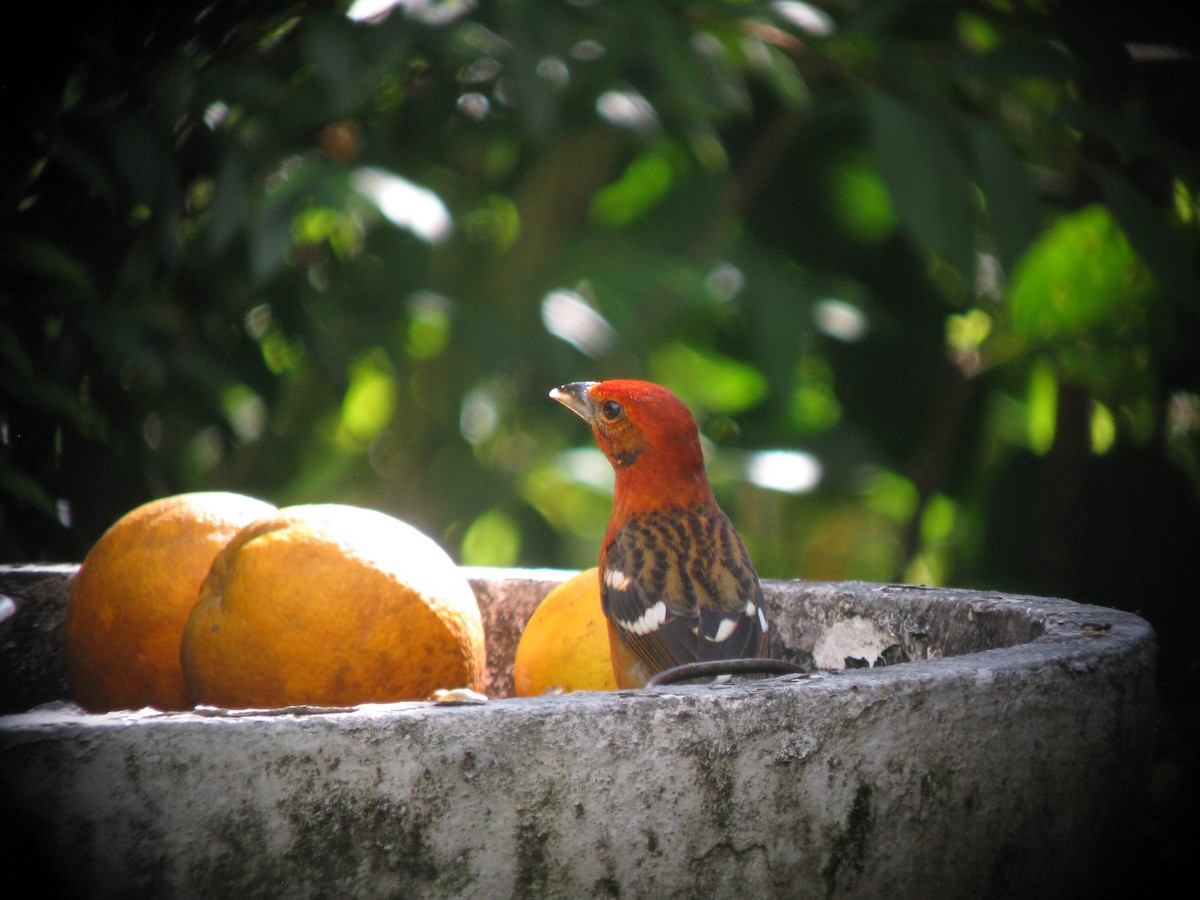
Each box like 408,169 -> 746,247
3,0 -> 1199,639
3,0 -> 1199,877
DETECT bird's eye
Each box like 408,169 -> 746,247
600,399 -> 624,421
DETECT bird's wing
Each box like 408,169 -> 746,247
601,506 -> 769,672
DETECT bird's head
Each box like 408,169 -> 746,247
550,379 -> 711,512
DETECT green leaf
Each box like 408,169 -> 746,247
953,38 -> 1077,79
865,89 -> 976,276
302,14 -> 369,115
1062,102 -> 1200,184
590,151 -> 678,228
0,461 -> 60,519
207,153 -> 251,256
759,44 -> 809,108
248,199 -> 294,282
845,0 -> 915,35
965,119 -> 1039,273
1097,170 -> 1200,316
0,236 -> 95,296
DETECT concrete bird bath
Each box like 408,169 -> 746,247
0,564 -> 1154,898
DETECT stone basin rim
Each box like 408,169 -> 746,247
0,568 -> 1152,730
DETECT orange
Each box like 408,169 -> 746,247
513,568 -> 622,696
64,491 -> 277,712
180,503 -> 487,709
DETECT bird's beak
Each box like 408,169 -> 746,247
550,381 -> 599,422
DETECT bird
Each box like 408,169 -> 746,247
549,379 -> 772,688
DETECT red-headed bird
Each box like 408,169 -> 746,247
550,379 -> 772,688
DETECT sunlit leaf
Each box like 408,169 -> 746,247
463,195 -> 521,251
335,347 -> 396,451
461,508 -> 521,567
1173,178 -> 1198,224
955,11 -> 998,53
789,355 -> 841,433
863,468 -> 919,524
1027,358 -> 1057,455
292,206 -> 362,257
920,493 -> 957,545
521,454 -> 612,540
828,153 -> 897,243
406,292 -> 453,360
258,328 -> 306,375
1090,401 -> 1116,455
946,308 -> 992,353
1008,205 -> 1156,340
590,151 -> 678,228
648,343 -> 768,416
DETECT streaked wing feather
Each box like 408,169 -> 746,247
602,505 -> 768,674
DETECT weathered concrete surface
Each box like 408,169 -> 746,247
0,566 -> 1155,899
